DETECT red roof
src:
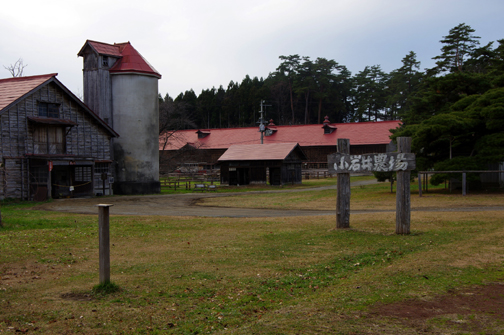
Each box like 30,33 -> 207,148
78,40 -> 161,79
218,143 -> 303,161
0,74 -> 56,110
159,120 -> 401,150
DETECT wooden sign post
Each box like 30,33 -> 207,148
328,137 -> 415,234
336,139 -> 350,229
97,204 -> 113,284
395,137 -> 412,234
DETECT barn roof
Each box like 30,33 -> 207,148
78,40 -> 123,57
0,73 -> 56,111
218,143 -> 306,161
160,120 -> 400,151
78,40 -> 161,79
0,73 -> 118,137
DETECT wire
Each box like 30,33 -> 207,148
52,181 -> 92,188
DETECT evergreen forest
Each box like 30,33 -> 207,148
159,23 -> 504,174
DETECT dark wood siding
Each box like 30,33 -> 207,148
0,81 -> 113,199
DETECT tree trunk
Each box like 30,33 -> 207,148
318,98 -> 322,124
289,82 -> 295,124
304,91 -> 310,124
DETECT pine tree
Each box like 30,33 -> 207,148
432,23 -> 480,73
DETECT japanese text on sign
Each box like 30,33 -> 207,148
328,153 -> 415,173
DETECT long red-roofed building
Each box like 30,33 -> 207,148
159,117 -> 401,173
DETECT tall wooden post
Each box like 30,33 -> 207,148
336,139 -> 351,229
418,172 -> 422,197
396,138 -> 411,234
97,204 -> 113,284
462,172 -> 467,196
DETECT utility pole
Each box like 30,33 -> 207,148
257,100 -> 271,144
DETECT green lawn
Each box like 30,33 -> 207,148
1,181 -> 503,334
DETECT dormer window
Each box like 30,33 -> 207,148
265,119 -> 277,136
197,130 -> 210,139
322,115 -> 336,134
38,102 -> 59,118
102,56 -> 108,67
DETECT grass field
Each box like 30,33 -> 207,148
1,180 -> 503,334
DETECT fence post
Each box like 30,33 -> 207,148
336,139 -> 351,229
396,137 -> 411,234
462,172 -> 466,196
418,173 -> 422,197
97,204 -> 113,284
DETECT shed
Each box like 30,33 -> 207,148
218,143 -> 307,186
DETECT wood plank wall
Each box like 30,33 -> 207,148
0,81 -> 113,199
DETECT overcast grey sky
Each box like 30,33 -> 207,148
1,0 -> 503,99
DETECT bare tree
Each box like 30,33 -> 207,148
4,58 -> 28,77
159,96 -> 197,174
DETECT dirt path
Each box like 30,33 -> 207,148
30,180 -> 504,217
30,189 -> 336,217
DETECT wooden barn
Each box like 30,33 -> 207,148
159,117 -> 400,174
0,74 -> 118,200
218,143 -> 307,185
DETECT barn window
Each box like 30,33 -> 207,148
102,56 -> 108,67
94,163 -> 109,174
38,102 -> 59,118
30,166 -> 48,184
33,126 -> 66,154
75,166 -> 92,182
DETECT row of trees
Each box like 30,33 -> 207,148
159,49 -> 424,132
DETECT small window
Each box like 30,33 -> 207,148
102,56 -> 108,67
75,166 -> 92,182
323,126 -> 335,134
30,166 -> 48,184
38,102 -> 59,118
94,163 -> 109,174
33,126 -> 65,154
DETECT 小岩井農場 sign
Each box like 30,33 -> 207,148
328,152 -> 416,174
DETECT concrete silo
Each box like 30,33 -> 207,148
78,40 -> 161,194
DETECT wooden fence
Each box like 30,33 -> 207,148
418,170 -> 503,196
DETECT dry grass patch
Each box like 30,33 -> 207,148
199,183 -> 504,212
